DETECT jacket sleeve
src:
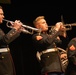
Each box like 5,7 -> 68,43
32,29 -> 61,45
1,28 -> 21,44
43,30 -> 61,44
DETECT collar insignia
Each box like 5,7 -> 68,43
69,45 -> 76,50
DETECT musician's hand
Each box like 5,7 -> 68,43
55,22 -> 65,31
36,36 -> 43,40
54,22 -> 61,31
60,54 -> 67,59
13,20 -> 22,31
55,22 -> 67,37
61,31 -> 67,38
56,36 -> 60,40
60,25 -> 66,31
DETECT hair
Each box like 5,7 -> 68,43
33,16 -> 45,27
0,6 -> 2,9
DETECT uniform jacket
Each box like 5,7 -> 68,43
0,28 -> 20,48
0,27 -> 21,75
65,38 -> 76,75
32,29 -> 65,74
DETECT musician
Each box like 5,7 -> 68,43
65,38 -> 76,75
32,16 -> 68,75
0,6 -> 22,75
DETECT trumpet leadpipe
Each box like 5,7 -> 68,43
3,19 -> 14,23
22,24 -> 41,32
3,19 -> 41,33
48,23 -> 76,27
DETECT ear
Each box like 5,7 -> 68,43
36,24 -> 40,29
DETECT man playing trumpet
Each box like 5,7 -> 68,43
0,5 -> 23,75
32,16 -> 68,75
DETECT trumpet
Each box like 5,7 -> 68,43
48,22 -> 76,31
3,19 -> 41,34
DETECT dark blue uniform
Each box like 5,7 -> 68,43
32,29 -> 66,75
0,28 -> 21,75
65,38 -> 76,75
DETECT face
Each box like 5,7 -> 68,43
36,19 -> 48,31
0,8 -> 4,24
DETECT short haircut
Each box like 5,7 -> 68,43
33,16 -> 44,27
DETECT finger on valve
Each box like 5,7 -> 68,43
13,20 -> 22,31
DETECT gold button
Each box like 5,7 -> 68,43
2,56 -> 4,59
12,31 -> 15,33
10,34 -> 12,36
47,56 -> 49,58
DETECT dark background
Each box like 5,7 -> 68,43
0,1 -> 76,75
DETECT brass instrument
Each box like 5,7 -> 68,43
57,47 -> 68,71
48,22 -> 76,31
3,19 -> 41,34
3,19 -> 76,35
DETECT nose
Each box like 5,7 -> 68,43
2,15 -> 4,18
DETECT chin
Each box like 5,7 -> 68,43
46,28 -> 48,30
0,20 -> 3,23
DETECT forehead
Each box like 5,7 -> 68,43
37,19 -> 46,24
0,9 -> 3,14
